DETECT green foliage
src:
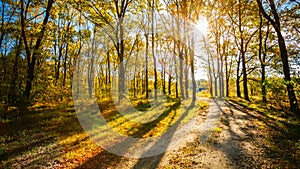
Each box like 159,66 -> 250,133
227,96 -> 300,166
197,90 -> 211,98
211,127 -> 222,133
265,77 -> 299,108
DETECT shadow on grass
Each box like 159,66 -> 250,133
76,99 -> 195,169
94,98 -> 181,138
130,100 -> 181,138
227,99 -> 300,136
0,97 -> 195,168
211,98 -> 259,168
0,104 -> 88,167
223,99 -> 300,168
131,101 -> 195,169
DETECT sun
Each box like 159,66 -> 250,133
195,17 -> 209,35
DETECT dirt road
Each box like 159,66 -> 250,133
164,98 -> 276,168
80,98 -> 283,168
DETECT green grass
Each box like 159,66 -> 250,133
0,96 -> 207,168
226,96 -> 300,167
95,96 -> 199,138
210,127 -> 222,133
0,102 -> 102,168
197,90 -> 211,98
199,100 -> 209,109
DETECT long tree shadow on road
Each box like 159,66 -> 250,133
129,101 -> 196,169
76,99 -> 190,169
224,100 -> 300,168
208,98 -> 258,168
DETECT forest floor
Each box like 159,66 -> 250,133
155,98 -> 300,169
103,98 -> 300,169
1,97 -> 300,168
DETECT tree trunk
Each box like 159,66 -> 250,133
220,59 -> 224,98
209,77 -> 213,97
258,12 -> 267,103
214,77 -> 218,97
62,42 -> 69,101
190,37 -> 196,102
88,29 -> 96,98
168,59 -> 172,95
277,30 -> 299,112
151,0 -> 157,100
145,33 -> 149,98
21,0 -> 54,102
225,54 -> 229,97
163,66 -> 166,94
8,37 -> 22,105
207,48 -> 213,97
168,74 -> 172,95
174,41 -> 179,99
133,40 -> 139,98
184,47 -> 189,99
107,48 -> 111,84
256,0 -> 299,112
262,24 -> 269,103
261,64 -> 266,102
118,18 -> 125,102
236,54 -> 241,98
217,49 -> 221,97
241,51 -> 250,101
179,49 -> 185,100
56,44 -> 63,82
238,0 -> 249,101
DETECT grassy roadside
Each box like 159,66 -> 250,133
227,96 -> 300,167
0,97 -> 207,168
166,96 -> 300,168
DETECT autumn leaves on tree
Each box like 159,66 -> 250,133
0,0 -> 299,113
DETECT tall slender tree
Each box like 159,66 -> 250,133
256,0 -> 299,113
21,0 -> 55,102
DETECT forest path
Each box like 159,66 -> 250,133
74,97 -> 280,169
162,98 -> 269,169
113,98 -> 268,169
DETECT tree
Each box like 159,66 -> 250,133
150,0 -> 158,100
76,0 -> 134,102
20,0 -> 55,102
227,0 -> 258,101
256,0 -> 299,113
0,0 -> 19,105
258,11 -> 271,103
